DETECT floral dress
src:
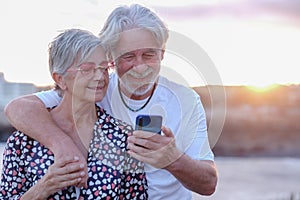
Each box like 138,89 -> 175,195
0,106 -> 148,200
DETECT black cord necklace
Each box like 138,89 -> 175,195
118,81 -> 155,112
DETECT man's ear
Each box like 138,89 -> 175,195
161,49 -> 165,61
52,73 -> 66,90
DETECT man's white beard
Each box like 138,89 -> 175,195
119,67 -> 158,97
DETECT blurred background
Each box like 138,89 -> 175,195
1,0 -> 300,199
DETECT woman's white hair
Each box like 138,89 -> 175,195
48,28 -> 103,94
49,28 -> 103,75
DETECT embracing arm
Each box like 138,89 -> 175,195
5,95 -> 66,152
5,95 -> 77,157
4,94 -> 88,187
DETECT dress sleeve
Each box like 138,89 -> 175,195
0,133 -> 28,199
34,89 -> 62,108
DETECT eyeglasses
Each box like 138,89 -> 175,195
68,62 -> 112,78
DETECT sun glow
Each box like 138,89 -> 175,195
246,84 -> 279,93
1,1 -> 300,86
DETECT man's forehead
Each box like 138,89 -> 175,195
114,28 -> 161,57
122,48 -> 160,54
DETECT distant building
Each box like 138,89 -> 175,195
0,72 -> 38,109
0,72 -> 42,139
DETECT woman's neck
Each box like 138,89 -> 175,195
50,96 -> 97,157
52,97 -> 96,126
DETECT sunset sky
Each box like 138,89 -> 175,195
1,0 -> 300,87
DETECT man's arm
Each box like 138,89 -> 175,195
4,95 -> 88,187
164,150 -> 217,196
127,127 -> 217,195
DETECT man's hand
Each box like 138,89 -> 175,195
127,126 -> 182,169
127,126 -> 217,195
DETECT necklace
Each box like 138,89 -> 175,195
118,81 -> 155,112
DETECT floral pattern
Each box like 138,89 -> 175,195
0,106 -> 148,200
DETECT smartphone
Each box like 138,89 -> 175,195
135,115 -> 162,134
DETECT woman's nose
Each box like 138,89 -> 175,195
94,69 -> 107,80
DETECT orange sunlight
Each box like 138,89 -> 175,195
246,84 -> 279,93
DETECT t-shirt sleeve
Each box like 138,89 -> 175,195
188,94 -> 215,161
177,91 -> 214,161
34,89 -> 62,108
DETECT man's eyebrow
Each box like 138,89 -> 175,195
122,52 -> 135,55
119,48 -> 159,57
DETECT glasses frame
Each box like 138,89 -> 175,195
67,62 -> 112,78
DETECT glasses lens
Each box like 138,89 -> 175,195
79,63 -> 95,75
78,62 -> 110,78
78,63 -> 97,78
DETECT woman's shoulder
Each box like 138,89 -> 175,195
6,131 -> 29,146
95,105 -> 133,150
5,131 -> 43,153
96,104 -> 133,130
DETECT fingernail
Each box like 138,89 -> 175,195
74,156 -> 79,161
79,164 -> 84,168
80,171 -> 85,176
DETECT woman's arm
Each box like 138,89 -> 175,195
4,95 -> 88,187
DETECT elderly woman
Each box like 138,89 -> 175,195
0,29 -> 148,199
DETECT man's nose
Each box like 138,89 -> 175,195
132,56 -> 148,73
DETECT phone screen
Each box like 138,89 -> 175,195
135,115 -> 162,134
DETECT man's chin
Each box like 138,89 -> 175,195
131,85 -> 154,96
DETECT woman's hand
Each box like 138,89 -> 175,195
21,156 -> 85,199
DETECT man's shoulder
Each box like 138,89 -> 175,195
158,76 -> 198,98
108,72 -> 118,85
35,89 -> 62,108
103,72 -> 118,98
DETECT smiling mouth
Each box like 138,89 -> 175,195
88,84 -> 106,90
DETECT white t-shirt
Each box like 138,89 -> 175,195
36,73 -> 214,200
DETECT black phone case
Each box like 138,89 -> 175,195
135,115 -> 162,134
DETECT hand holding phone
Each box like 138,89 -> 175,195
135,115 -> 162,134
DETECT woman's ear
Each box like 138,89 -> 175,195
52,73 -> 67,90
